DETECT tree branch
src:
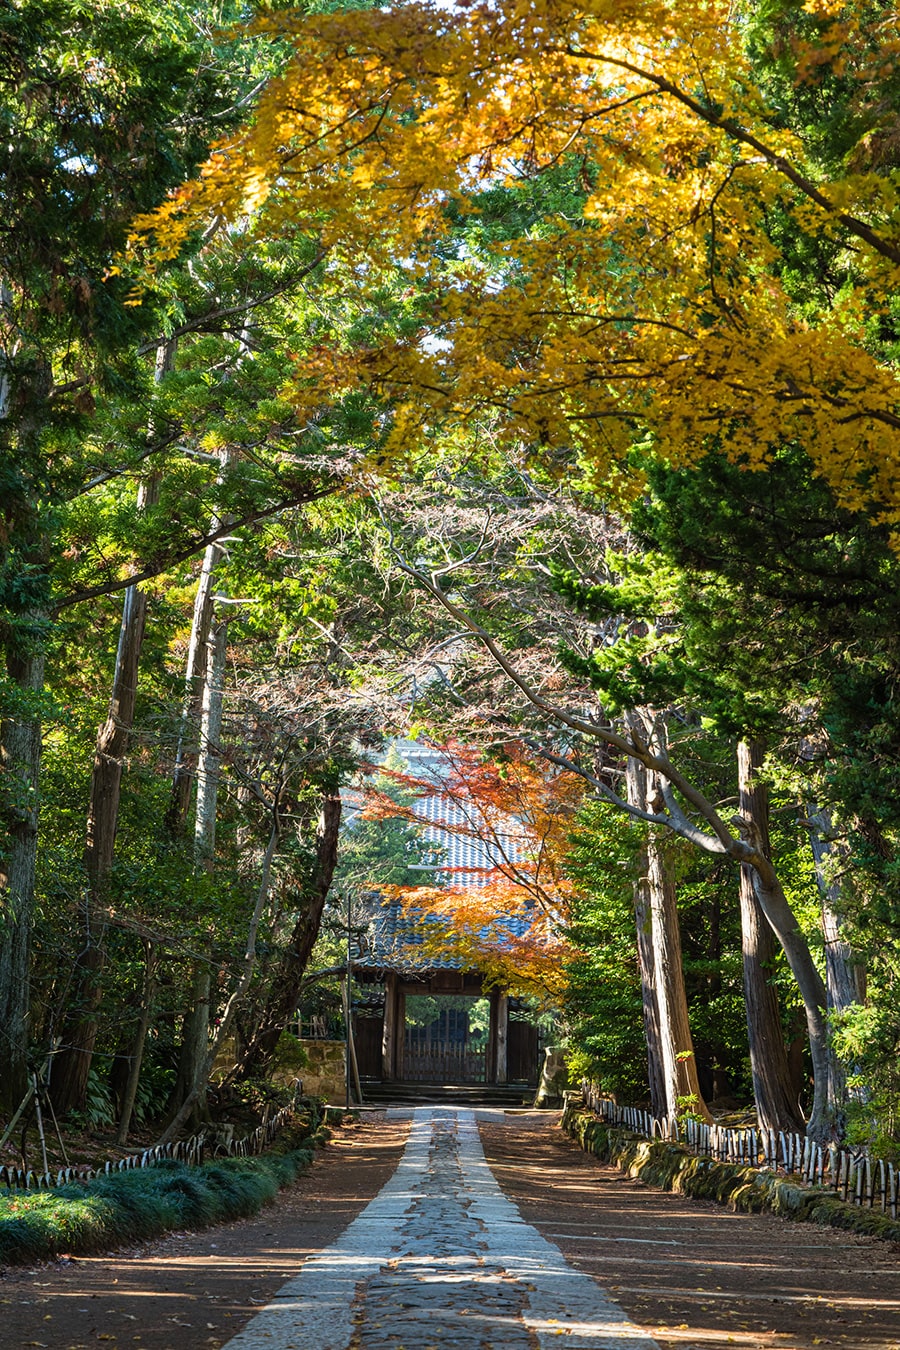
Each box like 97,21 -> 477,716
57,480 -> 342,611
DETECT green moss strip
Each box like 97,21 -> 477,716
0,1122 -> 328,1266
562,1105 -> 900,1244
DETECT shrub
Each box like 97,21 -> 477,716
0,1142 -> 317,1265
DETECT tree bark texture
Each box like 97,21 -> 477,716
738,835 -> 830,1140
807,804 -> 868,1123
51,586 -> 150,1114
807,807 -> 865,1013
163,522 -> 230,1124
52,339 -> 174,1114
632,714 -> 711,1120
624,732 -> 667,1117
646,805 -> 712,1122
234,791 -> 342,1081
166,446 -> 233,838
84,338 -> 174,882
166,558 -> 215,836
737,741 -> 806,1133
193,616 -> 227,868
166,961 -> 212,1129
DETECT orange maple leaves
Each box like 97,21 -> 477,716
362,742 -> 584,1001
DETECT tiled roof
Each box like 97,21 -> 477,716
409,793 -> 526,886
350,741 -> 531,975
352,899 -> 532,975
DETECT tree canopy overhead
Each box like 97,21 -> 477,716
5,0 -> 900,1159
130,0 -> 900,529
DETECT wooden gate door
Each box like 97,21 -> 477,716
402,997 -> 487,1083
507,1021 -> 539,1084
354,1016 -> 383,1078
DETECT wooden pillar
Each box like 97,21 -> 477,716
496,991 -> 509,1085
382,972 -> 397,1081
397,989 -> 406,1081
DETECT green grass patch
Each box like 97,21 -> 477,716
0,1135 -> 318,1265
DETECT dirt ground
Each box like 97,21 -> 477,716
0,1110 -> 898,1350
0,1112 -> 410,1350
479,1113 -> 900,1350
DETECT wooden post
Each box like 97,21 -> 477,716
487,989 -> 499,1083
342,978 -> 363,1106
496,991 -> 509,1085
382,972 -> 397,1081
397,990 -> 406,1081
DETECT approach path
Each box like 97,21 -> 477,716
1,1107 -> 898,1350
221,1106 -> 657,1349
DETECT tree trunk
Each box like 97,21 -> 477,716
646,803 -> 712,1123
744,855 -> 830,1140
115,939 -> 158,1145
166,962 -> 212,1130
634,843 -> 668,1117
156,818 -> 281,1143
624,732 -> 667,1116
0,646 -> 46,1114
737,741 -> 806,1133
624,712 -> 709,1121
166,443 -> 234,838
234,791 -> 342,1081
86,337 -> 175,879
193,615 -> 227,868
164,599 -> 229,1124
166,551 -> 216,836
51,586 -> 150,1114
807,804 -> 868,1127
52,338 -> 174,1114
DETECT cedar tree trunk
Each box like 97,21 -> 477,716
807,804 -> 868,1127
234,791 -> 342,1081
52,338 -> 173,1113
625,737 -> 667,1116
737,741 -> 806,1133
646,796 -> 712,1123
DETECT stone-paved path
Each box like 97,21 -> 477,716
220,1108 -> 660,1349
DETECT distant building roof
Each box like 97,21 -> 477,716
349,740 -> 532,979
392,739 -> 526,888
351,899 -> 532,978
352,900 -> 464,975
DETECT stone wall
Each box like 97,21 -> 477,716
211,1033 -> 347,1103
275,1039 -> 346,1102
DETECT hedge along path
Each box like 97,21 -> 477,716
0,1111 -> 329,1265
563,1103 -> 900,1243
0,1102 -> 302,1194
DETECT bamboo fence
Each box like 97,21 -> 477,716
580,1084 -> 899,1218
0,1102 -> 303,1194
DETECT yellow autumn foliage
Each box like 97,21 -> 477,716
128,1 -> 900,526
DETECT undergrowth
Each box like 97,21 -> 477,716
0,1122 -> 325,1265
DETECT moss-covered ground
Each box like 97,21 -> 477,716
562,1104 -> 900,1243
